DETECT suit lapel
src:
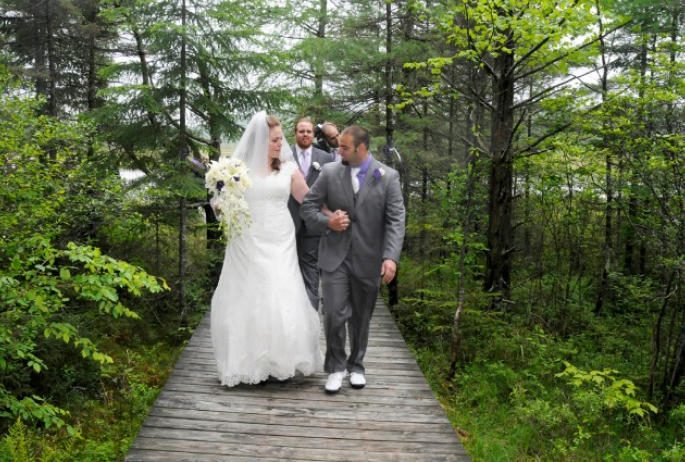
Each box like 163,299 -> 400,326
339,164 -> 356,210
291,145 -> 302,171
307,151 -> 321,185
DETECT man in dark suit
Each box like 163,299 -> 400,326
288,118 -> 335,309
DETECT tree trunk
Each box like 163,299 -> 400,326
44,0 -> 58,119
449,96 -> 477,376
179,0 -> 188,326
133,25 -> 158,128
594,2 -> 613,314
33,10 -> 47,102
383,0 -> 399,307
484,28 -> 516,308
85,2 -> 101,159
313,0 -> 328,103
196,61 -> 224,282
650,271 -> 676,398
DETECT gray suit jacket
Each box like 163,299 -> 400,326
288,145 -> 335,236
300,157 -> 405,277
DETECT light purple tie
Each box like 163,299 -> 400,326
301,150 -> 309,177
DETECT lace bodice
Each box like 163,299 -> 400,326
243,161 -> 296,219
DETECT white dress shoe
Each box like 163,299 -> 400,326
325,371 -> 346,394
349,372 -> 366,389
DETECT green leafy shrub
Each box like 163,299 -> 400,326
0,237 -> 168,428
0,418 -> 74,462
0,67 -> 169,433
555,361 -> 658,419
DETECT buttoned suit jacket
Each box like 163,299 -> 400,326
288,145 -> 334,236
300,157 -> 405,277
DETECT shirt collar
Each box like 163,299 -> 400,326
357,154 -> 373,174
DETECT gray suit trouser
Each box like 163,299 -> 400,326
321,255 -> 381,374
296,232 -> 320,310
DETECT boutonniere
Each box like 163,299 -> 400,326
373,168 -> 385,181
311,161 -> 322,171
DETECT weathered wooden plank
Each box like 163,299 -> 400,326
174,356 -> 426,376
125,299 -> 470,462
145,407 -> 455,435
163,381 -> 439,404
151,390 -> 443,417
161,381 -> 440,405
140,414 -> 457,443
163,369 -> 432,387
167,369 -> 436,391
190,333 -> 406,345
176,349 -> 422,364
126,450 -> 292,462
187,338 -> 411,350
149,394 -> 451,425
129,437 -> 466,462
182,345 -> 419,360
171,361 -> 427,378
173,361 -> 428,381
136,426 -> 461,454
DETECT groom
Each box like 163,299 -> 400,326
300,125 -> 405,393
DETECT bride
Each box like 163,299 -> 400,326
210,112 -> 324,386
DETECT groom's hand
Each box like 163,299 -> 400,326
381,259 -> 397,284
328,210 -> 350,232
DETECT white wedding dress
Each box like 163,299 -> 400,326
211,161 -> 324,387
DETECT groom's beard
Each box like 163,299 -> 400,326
341,149 -> 361,166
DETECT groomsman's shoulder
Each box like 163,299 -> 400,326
321,159 -> 342,172
313,146 -> 334,163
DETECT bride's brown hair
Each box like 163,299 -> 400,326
266,115 -> 282,172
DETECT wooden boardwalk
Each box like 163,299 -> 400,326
125,298 -> 471,462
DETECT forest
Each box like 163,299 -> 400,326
2,0 -> 685,460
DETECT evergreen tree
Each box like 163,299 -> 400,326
0,0 -> 113,116
403,0 -> 629,308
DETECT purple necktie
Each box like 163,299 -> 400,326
301,150 -> 309,177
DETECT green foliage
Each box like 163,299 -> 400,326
0,237 -> 168,428
0,343 -> 177,461
395,290 -> 685,461
0,68 -> 169,433
396,262 -> 674,461
400,0 -> 610,112
95,0 -> 292,172
7,1 -> 685,462
0,0 -> 114,115
554,361 -> 658,434
0,418 -> 74,462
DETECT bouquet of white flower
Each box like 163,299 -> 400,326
205,157 -> 253,241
